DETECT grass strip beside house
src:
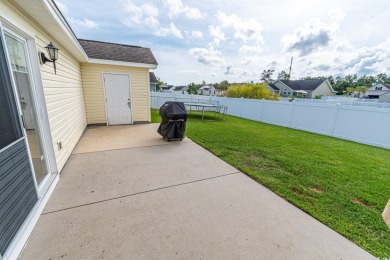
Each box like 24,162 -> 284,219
152,109 -> 390,257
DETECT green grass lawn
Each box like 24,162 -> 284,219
152,109 -> 390,257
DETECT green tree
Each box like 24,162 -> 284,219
376,73 -> 390,84
327,75 -> 335,86
156,77 -> 166,92
277,70 -> 290,80
344,87 -> 355,96
187,82 -> 198,94
355,85 -> 368,98
218,80 -> 229,91
260,69 -> 274,84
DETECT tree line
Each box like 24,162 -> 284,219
157,72 -> 390,95
260,70 -> 390,94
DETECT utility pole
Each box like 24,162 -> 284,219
288,56 -> 293,79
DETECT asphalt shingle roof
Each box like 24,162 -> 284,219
174,86 -> 187,91
78,39 -> 158,65
280,79 -> 327,91
268,83 -> 279,91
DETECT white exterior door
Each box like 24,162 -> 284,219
104,73 -> 132,125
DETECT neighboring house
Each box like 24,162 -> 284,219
149,72 -> 158,92
198,85 -> 216,96
267,83 -> 279,94
0,1 -> 157,259
160,84 -> 174,92
379,91 -> 390,103
174,85 -> 188,94
364,83 -> 390,99
273,79 -> 335,98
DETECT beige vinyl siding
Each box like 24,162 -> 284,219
312,81 -> 335,98
81,63 -> 150,124
1,1 -> 87,172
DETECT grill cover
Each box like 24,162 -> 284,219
157,102 -> 187,140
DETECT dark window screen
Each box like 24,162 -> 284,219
0,33 -> 22,149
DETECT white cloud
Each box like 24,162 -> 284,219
142,3 -> 159,17
63,1 -> 390,84
186,8 -> 204,20
215,11 -> 264,43
154,22 -> 183,39
238,45 -> 263,54
164,0 -> 205,20
122,0 -> 197,40
68,17 -> 99,29
329,9 -> 346,23
122,1 -> 159,27
123,1 -> 143,24
334,40 -> 353,51
144,16 -> 160,28
188,46 -> 225,66
282,11 -> 343,56
209,25 -> 226,47
82,19 -> 99,29
211,73 -> 217,77
290,38 -> 390,78
191,30 -> 203,39
56,0 -> 68,14
282,21 -> 333,56
224,64 -> 242,75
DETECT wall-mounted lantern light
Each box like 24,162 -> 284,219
40,42 -> 59,74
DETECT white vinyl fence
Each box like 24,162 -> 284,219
151,92 -> 390,150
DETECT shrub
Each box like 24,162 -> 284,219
226,83 -> 274,100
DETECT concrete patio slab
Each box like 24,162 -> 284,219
43,141 -> 238,213
20,174 -> 373,260
19,124 -> 374,259
73,124 -> 189,154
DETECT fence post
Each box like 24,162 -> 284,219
240,97 -> 244,117
259,98 -> 264,122
330,103 -> 341,136
288,100 -> 295,128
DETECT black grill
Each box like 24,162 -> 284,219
157,102 -> 187,140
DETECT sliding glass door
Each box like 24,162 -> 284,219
4,30 -> 49,185
0,25 -> 38,258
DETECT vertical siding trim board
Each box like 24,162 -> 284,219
101,72 -> 109,125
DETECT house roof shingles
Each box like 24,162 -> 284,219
174,86 -> 187,91
280,79 -> 327,91
268,83 -> 279,91
78,39 -> 158,65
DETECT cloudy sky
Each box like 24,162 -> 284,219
56,0 -> 390,85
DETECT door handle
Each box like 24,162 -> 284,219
127,101 -> 131,107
